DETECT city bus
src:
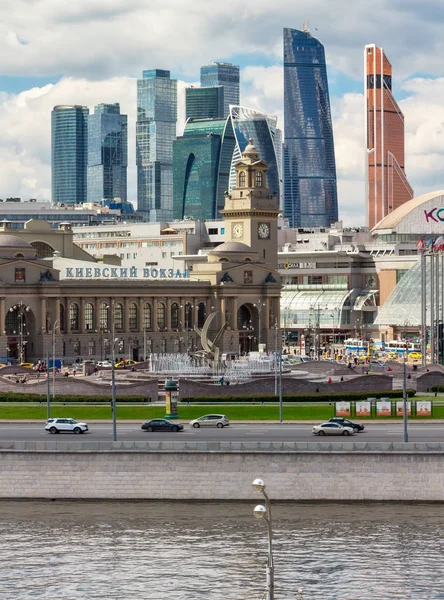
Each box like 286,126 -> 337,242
344,339 -> 367,354
386,340 -> 421,355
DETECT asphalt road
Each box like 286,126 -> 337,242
0,422 -> 443,442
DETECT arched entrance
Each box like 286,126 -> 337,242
5,304 -> 35,363
237,304 -> 259,354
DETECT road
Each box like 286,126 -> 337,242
0,422 -> 443,442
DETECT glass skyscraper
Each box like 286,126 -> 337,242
283,28 -> 338,228
136,69 -> 177,222
200,62 -> 240,117
51,105 -> 89,205
87,103 -> 128,204
229,106 -> 282,207
173,117 -> 235,220
185,86 -> 224,120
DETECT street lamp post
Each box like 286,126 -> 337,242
105,303 -> 118,442
402,325 -> 410,443
52,320 -> 59,399
252,478 -> 274,600
10,302 -> 30,364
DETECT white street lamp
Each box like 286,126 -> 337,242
252,478 -> 274,600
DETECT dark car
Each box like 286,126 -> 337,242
329,417 -> 365,432
141,419 -> 183,432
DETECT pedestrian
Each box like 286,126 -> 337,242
72,366 -> 76,377
340,376 -> 344,382
36,371 -> 40,381
327,377 -> 332,384
219,376 -> 224,386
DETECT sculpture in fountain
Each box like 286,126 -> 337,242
193,311 -> 228,366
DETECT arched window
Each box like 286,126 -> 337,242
255,171 -> 263,187
15,253 -> 24,259
157,302 -> 166,329
198,302 -> 206,328
88,340 -> 95,356
70,303 -> 79,331
129,302 -> 138,330
238,171 -> 246,187
171,303 -> 179,329
85,302 -> 94,330
30,241 -> 55,258
114,303 -> 123,330
184,302 -> 193,330
143,303 -> 152,330
60,303 -> 65,331
237,305 -> 252,330
100,303 -> 109,331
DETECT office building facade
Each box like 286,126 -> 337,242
283,27 -> 338,228
136,69 -> 177,222
185,86 -> 224,120
365,45 -> 414,229
200,62 -> 240,117
229,105 -> 282,206
173,117 -> 235,221
51,105 -> 89,205
88,103 -> 128,204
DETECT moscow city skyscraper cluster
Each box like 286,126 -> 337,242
51,28 -> 411,229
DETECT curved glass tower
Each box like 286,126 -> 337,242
229,106 -> 282,208
283,27 -> 338,228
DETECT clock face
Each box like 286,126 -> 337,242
258,223 -> 270,239
232,223 -> 244,239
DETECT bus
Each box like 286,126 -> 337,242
386,340 -> 421,355
344,338 -> 367,354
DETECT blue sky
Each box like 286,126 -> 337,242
1,0 -> 444,225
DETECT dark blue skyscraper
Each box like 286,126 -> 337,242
185,86 -> 224,120
200,62 -> 240,117
51,105 -> 89,205
88,103 -> 128,204
283,28 -> 338,228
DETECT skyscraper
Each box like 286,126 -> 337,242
185,86 -> 224,120
200,62 -> 240,117
365,45 -> 413,229
87,103 -> 128,204
229,106 -> 282,207
51,105 -> 89,205
283,27 -> 338,228
136,69 -> 177,222
173,117 -> 235,221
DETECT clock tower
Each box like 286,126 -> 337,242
221,139 -> 280,270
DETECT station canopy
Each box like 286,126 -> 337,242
375,261 -> 423,326
280,289 -> 353,328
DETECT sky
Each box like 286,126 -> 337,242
2,0 -> 444,226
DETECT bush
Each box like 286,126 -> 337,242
181,389 -> 416,403
0,392 -> 150,403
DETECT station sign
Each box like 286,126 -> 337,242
64,266 -> 189,280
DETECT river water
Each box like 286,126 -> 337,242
1,501 -> 443,600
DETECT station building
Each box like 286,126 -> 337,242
0,142 -> 281,364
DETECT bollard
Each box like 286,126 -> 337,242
165,380 -> 179,419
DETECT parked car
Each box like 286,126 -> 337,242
312,423 -> 355,436
96,361 -> 113,368
329,417 -> 365,432
20,362 -> 34,369
189,414 -> 229,428
409,352 -> 422,360
141,419 -> 183,432
115,359 -> 139,368
45,418 -> 88,434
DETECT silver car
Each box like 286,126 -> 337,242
312,422 -> 355,436
190,414 -> 229,429
45,418 -> 89,434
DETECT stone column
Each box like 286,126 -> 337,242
66,298 -> 71,334
0,298 -> 5,336
220,297 -> 226,326
153,298 -> 158,331
40,298 -> 47,333
138,297 -> 144,333
95,297 -> 101,332
231,297 -> 238,330
166,299 -> 172,331
179,298 -> 185,331
124,298 -> 130,332
79,297 -> 85,333
55,298 -> 61,331
264,298 -> 270,329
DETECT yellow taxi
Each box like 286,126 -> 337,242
114,359 -> 139,369
408,352 -> 422,360
20,362 -> 34,369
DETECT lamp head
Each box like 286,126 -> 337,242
252,478 -> 265,493
253,504 -> 267,519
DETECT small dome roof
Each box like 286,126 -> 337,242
0,234 -> 32,249
243,138 -> 258,154
211,241 -> 252,254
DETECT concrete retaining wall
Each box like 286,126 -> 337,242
179,374 -> 393,398
417,371 -> 444,392
1,441 -> 444,501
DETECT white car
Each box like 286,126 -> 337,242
312,422 -> 355,436
189,414 -> 230,428
45,418 -> 89,434
96,361 -> 113,368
